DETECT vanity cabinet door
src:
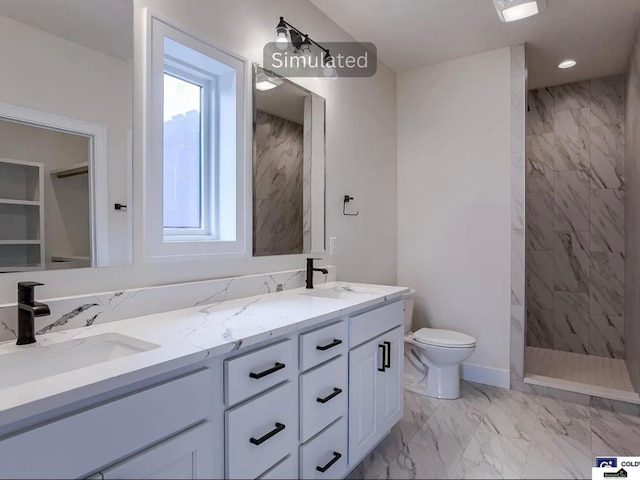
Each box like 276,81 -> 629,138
100,422 -> 215,479
376,326 -> 403,433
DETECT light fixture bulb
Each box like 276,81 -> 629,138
322,53 -> 338,79
493,0 -> 546,22
558,59 -> 577,69
276,31 -> 289,51
299,40 -> 313,60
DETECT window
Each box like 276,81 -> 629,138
145,16 -> 248,261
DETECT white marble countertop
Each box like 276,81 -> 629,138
0,282 -> 409,428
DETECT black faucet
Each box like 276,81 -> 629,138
306,258 -> 329,289
17,282 -> 50,345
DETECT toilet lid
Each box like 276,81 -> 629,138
412,327 -> 476,348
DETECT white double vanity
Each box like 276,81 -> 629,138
0,282 -> 408,479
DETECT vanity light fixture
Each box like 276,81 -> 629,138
558,59 -> 577,69
493,0 -> 546,22
274,16 -> 338,78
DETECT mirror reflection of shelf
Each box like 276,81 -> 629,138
0,158 -> 45,271
49,162 -> 89,179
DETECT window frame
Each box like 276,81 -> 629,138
143,12 -> 249,262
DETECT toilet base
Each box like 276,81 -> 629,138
403,341 -> 465,400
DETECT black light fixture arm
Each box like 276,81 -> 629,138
277,17 -> 331,57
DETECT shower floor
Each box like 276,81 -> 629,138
525,347 -> 640,403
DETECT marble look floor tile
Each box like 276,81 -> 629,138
526,251 -> 554,311
555,170 -> 591,232
554,231 -> 590,293
590,124 -> 625,189
553,81 -> 591,112
371,423 -> 415,466
439,381 -> 498,423
479,389 -> 541,442
591,407 -> 640,456
553,292 -> 589,354
523,426 -> 592,479
377,442 -> 459,480
591,397 -> 640,416
589,315 -> 624,358
591,75 -> 626,127
554,108 -> 590,172
412,401 -> 480,457
453,427 -> 529,479
398,390 -> 439,441
536,396 -> 591,450
527,88 -> 554,135
527,308 -> 554,348
590,252 -> 625,316
590,188 -> 625,253
526,191 -> 554,251
527,133 -> 555,192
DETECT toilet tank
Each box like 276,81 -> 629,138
402,289 -> 416,333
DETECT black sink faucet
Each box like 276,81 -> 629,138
17,282 -> 50,345
306,258 -> 329,289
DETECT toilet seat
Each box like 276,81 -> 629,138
412,327 -> 476,348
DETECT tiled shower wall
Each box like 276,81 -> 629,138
526,75 -> 626,358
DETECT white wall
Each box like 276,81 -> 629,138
0,0 -> 398,304
0,14 -> 132,266
397,47 -> 512,376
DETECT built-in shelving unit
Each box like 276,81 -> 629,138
0,158 -> 45,272
49,162 -> 88,179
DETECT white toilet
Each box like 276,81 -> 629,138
402,289 -> 476,399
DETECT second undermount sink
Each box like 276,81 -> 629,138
0,332 -> 160,390
300,288 -> 350,299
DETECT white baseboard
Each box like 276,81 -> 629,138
461,362 -> 510,388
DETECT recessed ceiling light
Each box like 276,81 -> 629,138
558,59 -> 577,69
493,0 -> 547,22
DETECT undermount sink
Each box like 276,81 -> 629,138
0,333 -> 160,389
300,289 -> 349,299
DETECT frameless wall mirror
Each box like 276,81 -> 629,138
0,0 -> 133,272
252,65 -> 326,256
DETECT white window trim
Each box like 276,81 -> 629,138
143,11 -> 250,262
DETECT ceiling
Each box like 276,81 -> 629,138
0,0 -> 132,60
309,0 -> 640,89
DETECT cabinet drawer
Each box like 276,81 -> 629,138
300,356 -> 347,443
226,382 -> 297,479
225,339 -> 294,406
0,369 -> 212,480
349,301 -> 403,347
258,454 -> 297,480
299,418 -> 348,480
299,321 -> 347,371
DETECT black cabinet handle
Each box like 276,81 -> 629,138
249,362 -> 285,379
316,387 -> 343,404
317,338 -> 343,351
316,452 -> 342,473
384,341 -> 391,368
378,344 -> 386,372
250,422 -> 285,445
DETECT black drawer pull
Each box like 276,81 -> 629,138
250,422 -> 285,445
384,341 -> 391,368
317,338 -> 343,351
249,362 -> 285,379
378,344 -> 386,372
316,452 -> 342,473
316,387 -> 343,404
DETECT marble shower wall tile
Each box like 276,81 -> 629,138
527,133 -> 555,192
591,75 -> 626,127
589,314 -> 625,358
512,152 -> 525,230
590,252 -> 625,316
526,75 -> 626,359
554,231 -> 589,293
591,188 -> 625,253
527,88 -> 554,135
553,292 -> 589,354
512,229 -> 525,305
526,191 -> 554,250
526,251 -> 554,311
552,81 -> 591,112
590,123 -> 625,189
0,267 -> 336,344
555,170 -> 590,232
554,108 -> 590,172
